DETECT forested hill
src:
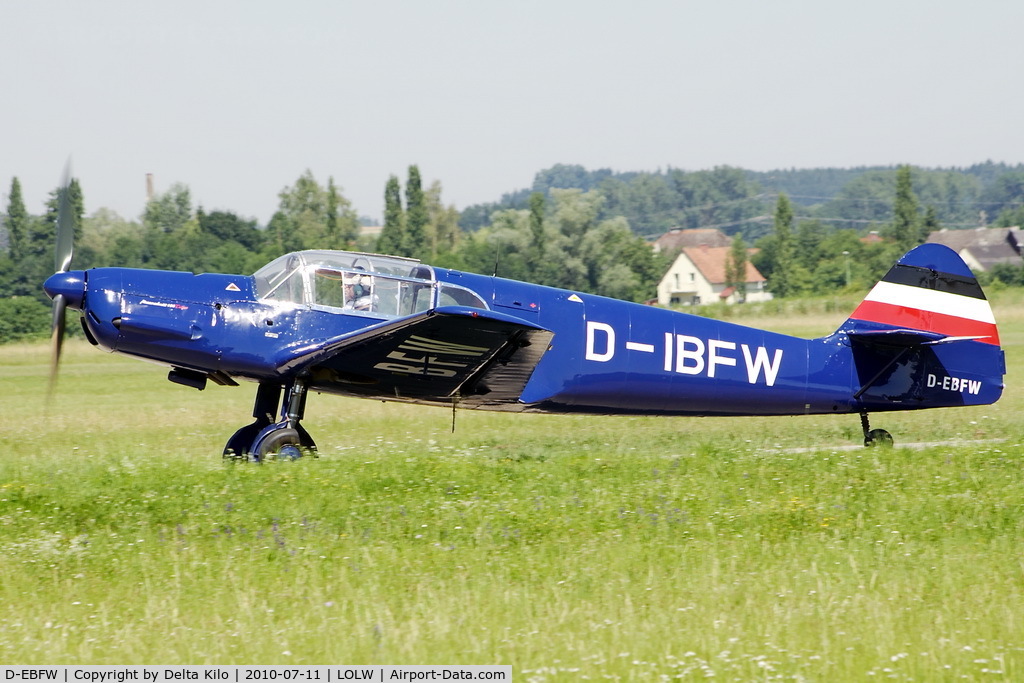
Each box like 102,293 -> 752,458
459,162 -> 1024,239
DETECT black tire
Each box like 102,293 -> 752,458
254,427 -> 304,461
866,429 -> 894,448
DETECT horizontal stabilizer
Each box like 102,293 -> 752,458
847,328 -> 989,347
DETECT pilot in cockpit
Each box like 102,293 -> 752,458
343,273 -> 374,311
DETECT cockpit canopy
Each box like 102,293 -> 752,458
253,250 -> 487,317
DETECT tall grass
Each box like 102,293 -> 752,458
1,299 -> 1022,678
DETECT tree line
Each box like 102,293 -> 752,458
753,166 -> 937,297
0,164 -> 665,342
3,161 -> 1024,343
461,162 -> 1024,239
748,165 -> 1024,298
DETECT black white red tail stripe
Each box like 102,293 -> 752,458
849,254 -> 999,345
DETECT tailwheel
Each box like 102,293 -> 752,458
866,429 -> 894,448
860,412 -> 894,448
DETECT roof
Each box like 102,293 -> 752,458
927,227 -> 1017,251
681,246 -> 766,285
927,227 -> 1023,271
653,228 -> 731,253
964,244 -> 1022,270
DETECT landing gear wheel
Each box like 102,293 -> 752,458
865,429 -> 894,448
254,427 -> 304,461
225,378 -> 318,461
859,412 -> 894,448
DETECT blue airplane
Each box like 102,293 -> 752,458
44,189 -> 1004,459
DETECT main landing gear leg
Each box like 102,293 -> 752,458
860,411 -> 893,448
223,378 -> 318,461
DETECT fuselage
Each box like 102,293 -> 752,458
47,249 -> 1002,419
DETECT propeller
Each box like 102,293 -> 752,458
46,164 -> 77,398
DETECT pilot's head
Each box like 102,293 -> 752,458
343,273 -> 368,297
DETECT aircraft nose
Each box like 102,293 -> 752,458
44,270 -> 86,310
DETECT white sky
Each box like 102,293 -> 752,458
1,0 -> 1022,224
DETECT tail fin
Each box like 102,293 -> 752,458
840,243 -> 1004,409
844,243 -> 999,346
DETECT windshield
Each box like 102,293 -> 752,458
254,253 -> 308,303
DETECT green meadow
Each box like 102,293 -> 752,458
1,295 -> 1022,679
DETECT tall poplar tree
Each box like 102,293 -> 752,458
5,177 -> 28,263
922,205 -> 941,243
768,193 -> 794,297
37,178 -> 85,263
376,175 -> 405,255
724,233 -> 748,302
890,165 -> 922,252
528,192 -> 545,253
526,191 -> 549,281
404,165 -> 428,259
325,177 -> 340,248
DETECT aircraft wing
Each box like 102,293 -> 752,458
275,306 -> 554,408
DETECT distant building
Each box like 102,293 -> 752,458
656,244 -> 772,306
927,227 -> 1024,272
360,225 -> 384,238
652,227 -> 732,254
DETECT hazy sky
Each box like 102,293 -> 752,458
2,0 -> 1022,224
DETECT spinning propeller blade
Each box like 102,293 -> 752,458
54,165 -> 75,274
48,294 -> 67,397
47,164 -> 76,398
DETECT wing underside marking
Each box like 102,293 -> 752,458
278,308 -> 553,406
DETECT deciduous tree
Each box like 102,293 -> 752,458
323,177 -> 360,249
143,182 -> 191,234
426,181 -> 460,258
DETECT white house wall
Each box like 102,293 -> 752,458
657,252 -> 717,306
656,252 -> 773,306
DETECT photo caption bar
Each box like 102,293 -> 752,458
0,667 -> 511,683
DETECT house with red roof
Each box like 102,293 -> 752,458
653,229 -> 771,306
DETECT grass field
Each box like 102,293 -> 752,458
1,297 -> 1022,679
